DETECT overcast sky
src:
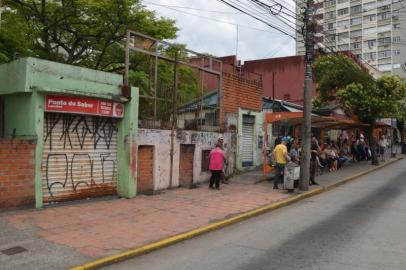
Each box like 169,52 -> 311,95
142,0 -> 297,63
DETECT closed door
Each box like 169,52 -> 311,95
137,146 -> 154,195
241,115 -> 255,167
179,144 -> 195,187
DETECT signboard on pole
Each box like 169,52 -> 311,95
45,95 -> 124,118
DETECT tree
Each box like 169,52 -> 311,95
337,76 -> 406,164
0,0 -> 177,71
313,54 -> 374,103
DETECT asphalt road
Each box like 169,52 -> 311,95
103,159 -> 406,270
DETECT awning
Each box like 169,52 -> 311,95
264,112 -> 368,129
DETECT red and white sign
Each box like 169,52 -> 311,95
45,95 -> 124,118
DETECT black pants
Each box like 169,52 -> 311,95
309,160 -> 316,183
210,170 -> 222,188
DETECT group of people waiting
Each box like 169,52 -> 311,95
271,131 -> 383,189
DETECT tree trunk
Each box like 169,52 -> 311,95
367,122 -> 380,166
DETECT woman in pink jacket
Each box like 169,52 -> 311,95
209,143 -> 225,190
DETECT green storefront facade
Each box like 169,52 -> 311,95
0,58 -> 139,208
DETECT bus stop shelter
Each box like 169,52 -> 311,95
263,111 -> 368,176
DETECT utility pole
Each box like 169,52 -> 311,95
299,0 -> 315,191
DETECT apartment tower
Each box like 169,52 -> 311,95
296,0 -> 406,77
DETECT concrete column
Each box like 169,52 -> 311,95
117,87 -> 139,198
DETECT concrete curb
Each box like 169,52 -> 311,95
70,157 -> 402,270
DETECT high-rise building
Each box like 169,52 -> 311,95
296,0 -> 406,77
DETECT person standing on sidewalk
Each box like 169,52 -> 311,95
272,137 -> 290,189
309,136 -> 320,185
379,135 -> 388,162
217,136 -> 229,184
209,142 -> 226,190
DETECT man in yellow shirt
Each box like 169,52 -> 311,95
272,137 -> 290,189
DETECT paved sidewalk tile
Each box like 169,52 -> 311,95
0,157 -> 400,269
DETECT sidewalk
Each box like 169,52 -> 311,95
0,156 -> 402,270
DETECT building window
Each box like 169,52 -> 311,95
394,23 -> 401,29
326,11 -> 336,19
325,0 -> 336,7
338,7 -> 349,16
338,0 -> 349,3
351,29 -> 362,38
393,36 -> 401,42
365,39 -> 376,48
363,1 -> 377,11
378,24 -> 391,33
378,50 -> 391,59
363,27 -> 377,35
327,23 -> 335,30
363,14 -> 376,23
378,37 -> 391,46
351,42 -> 361,49
338,32 -> 349,42
378,64 -> 392,71
393,49 -> 401,55
350,17 -> 362,25
350,5 -> 361,15
378,11 -> 390,20
364,52 -> 377,61
201,150 -> 211,172
327,34 -> 336,42
378,0 -> 392,7
337,19 -> 349,28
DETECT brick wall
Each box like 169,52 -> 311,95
137,145 -> 154,194
222,72 -> 262,125
0,138 -> 36,209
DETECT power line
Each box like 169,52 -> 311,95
216,0 -> 299,39
229,0 -> 298,34
143,2 -> 289,35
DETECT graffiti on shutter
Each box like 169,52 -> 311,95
42,113 -> 118,203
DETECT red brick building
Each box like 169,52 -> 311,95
243,55 -> 314,105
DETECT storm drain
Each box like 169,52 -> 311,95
1,246 -> 27,256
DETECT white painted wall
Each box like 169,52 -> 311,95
138,129 -> 236,191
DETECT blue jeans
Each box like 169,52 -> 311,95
274,163 -> 285,187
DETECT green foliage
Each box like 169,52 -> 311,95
313,54 -> 374,103
337,75 -> 406,123
312,97 -> 322,110
1,0 -> 178,70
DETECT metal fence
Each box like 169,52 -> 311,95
125,30 -> 223,132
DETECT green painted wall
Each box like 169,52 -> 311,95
0,58 -> 123,100
0,58 -> 28,95
3,93 -> 36,138
236,108 -> 264,171
0,58 -> 139,208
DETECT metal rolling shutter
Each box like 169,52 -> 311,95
42,113 -> 118,203
241,115 -> 255,167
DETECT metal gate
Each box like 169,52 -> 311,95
42,113 -> 118,203
241,115 -> 255,167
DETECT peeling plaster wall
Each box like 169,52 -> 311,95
138,129 -> 236,191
